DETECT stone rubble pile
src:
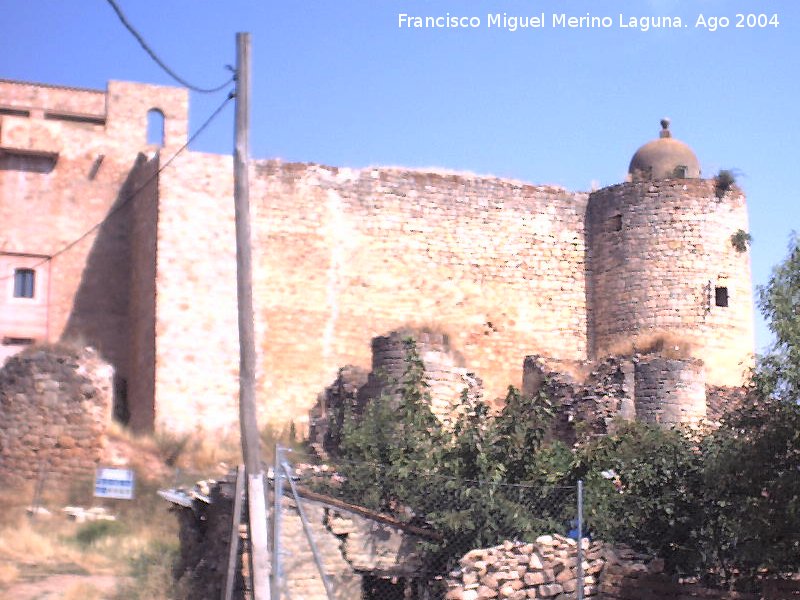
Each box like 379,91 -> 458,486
446,534 -> 664,600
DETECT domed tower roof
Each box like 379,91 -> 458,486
628,119 -> 700,181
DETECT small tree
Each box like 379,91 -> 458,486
700,398 -> 800,587
754,233 -> 800,400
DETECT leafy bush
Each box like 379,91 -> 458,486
327,339 -> 574,574
575,422 -> 703,572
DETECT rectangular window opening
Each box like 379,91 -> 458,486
715,286 -> 729,307
610,214 -> 622,232
13,268 -> 35,298
2,337 -> 35,346
0,107 -> 31,118
44,111 -> 106,126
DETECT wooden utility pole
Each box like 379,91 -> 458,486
233,31 -> 271,600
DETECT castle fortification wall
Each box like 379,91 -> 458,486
2,79 -> 757,434
152,159 -> 589,432
586,179 -> 754,386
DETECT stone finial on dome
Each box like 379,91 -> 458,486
628,119 -> 700,181
660,118 -> 671,138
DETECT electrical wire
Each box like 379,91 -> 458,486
105,0 -> 234,94
0,91 -> 235,284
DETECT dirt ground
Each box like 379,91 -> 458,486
2,573 -> 124,599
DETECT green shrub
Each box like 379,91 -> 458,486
72,519 -> 127,548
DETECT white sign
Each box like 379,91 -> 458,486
94,467 -> 135,500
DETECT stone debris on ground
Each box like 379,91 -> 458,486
445,534 -> 662,600
62,506 -> 117,523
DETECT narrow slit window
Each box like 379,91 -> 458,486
13,268 -> 35,298
715,286 -> 729,307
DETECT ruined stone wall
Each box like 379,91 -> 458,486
523,354 -> 711,435
361,329 -> 482,417
174,476 -> 425,600
0,80 -> 187,428
586,179 -> 754,386
0,345 -> 113,485
633,357 -> 706,425
523,355 -> 634,444
310,330 -> 483,456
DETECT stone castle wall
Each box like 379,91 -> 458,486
586,180 -> 754,385
361,329 -> 482,417
152,156 -> 589,432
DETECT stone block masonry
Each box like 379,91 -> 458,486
0,79 -> 186,432
0,345 -> 113,485
586,179 -> 754,386
153,156 -> 589,433
172,474 -> 429,600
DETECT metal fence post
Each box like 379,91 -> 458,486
272,446 -> 283,600
577,479 -> 584,600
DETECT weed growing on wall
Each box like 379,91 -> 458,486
715,169 -> 737,198
730,228 -> 752,253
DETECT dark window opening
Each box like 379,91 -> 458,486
113,376 -> 130,424
0,153 -> 57,174
673,165 -> 688,178
147,109 -> 165,146
610,214 -> 622,232
44,111 -> 106,126
13,268 -> 35,298
0,107 -> 31,117
715,286 -> 729,307
2,337 -> 35,346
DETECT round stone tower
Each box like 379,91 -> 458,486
586,120 -> 754,386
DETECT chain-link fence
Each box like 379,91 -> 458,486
269,447 -> 586,600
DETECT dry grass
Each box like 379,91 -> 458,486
0,443 -> 186,597
105,421 -> 241,482
601,331 -> 695,360
63,581 -> 109,600
0,424 -> 255,598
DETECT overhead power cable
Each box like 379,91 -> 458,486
105,0 -> 234,93
0,92 -> 234,284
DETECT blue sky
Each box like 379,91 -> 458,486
1,0 -> 797,351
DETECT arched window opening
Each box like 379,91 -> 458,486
147,109 -> 165,146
